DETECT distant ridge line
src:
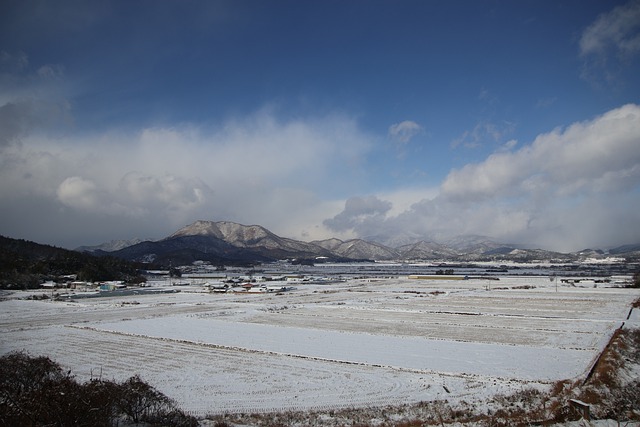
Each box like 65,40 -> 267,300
74,220 -> 640,264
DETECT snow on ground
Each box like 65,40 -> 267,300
87,315 -> 592,381
1,276 -> 638,416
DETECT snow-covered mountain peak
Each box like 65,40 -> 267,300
75,238 -> 145,253
311,238 -> 344,251
169,220 -> 224,239
215,221 -> 274,244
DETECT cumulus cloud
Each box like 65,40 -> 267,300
442,104 -> 640,200
326,104 -> 640,252
323,196 -> 392,235
55,172 -> 214,219
117,172 -> 213,218
0,105 -> 372,247
435,104 -> 640,250
57,176 -> 104,211
2,45 -> 639,252
1,50 -> 372,247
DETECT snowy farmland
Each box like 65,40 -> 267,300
1,275 -> 638,417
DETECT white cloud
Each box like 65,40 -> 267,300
116,172 -> 213,218
3,98 -> 640,251
451,120 -> 515,149
1,44 -> 639,252
0,106 -> 372,247
324,195 -> 393,234
377,187 -> 439,217
500,139 -> 518,151
580,0 -> 640,58
56,176 -> 100,210
388,120 -> 423,144
36,64 -> 65,80
442,104 -> 640,200
326,104 -> 640,252
579,0 -> 640,84
3,51 -> 371,247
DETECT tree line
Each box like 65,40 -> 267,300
0,236 -> 148,289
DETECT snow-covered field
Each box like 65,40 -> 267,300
1,276 -> 638,417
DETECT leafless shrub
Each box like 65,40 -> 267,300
0,351 -> 196,427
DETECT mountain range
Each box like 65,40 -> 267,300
78,220 -> 640,266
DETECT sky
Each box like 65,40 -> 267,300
1,0 -> 640,252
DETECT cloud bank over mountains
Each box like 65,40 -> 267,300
3,84 -> 639,252
1,1 -> 639,252
327,105 -> 640,251
0,98 -> 369,246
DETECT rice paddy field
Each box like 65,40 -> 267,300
1,273 -> 638,417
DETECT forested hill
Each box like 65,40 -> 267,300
0,235 -> 146,289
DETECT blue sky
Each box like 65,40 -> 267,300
1,0 -> 640,251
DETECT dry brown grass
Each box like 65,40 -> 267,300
584,327 -> 626,390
